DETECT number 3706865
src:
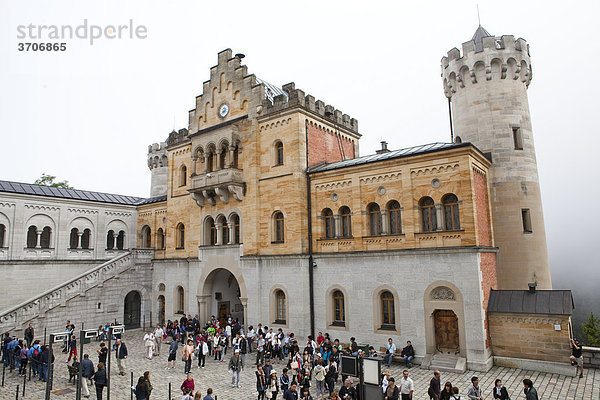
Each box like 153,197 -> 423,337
18,43 -> 67,51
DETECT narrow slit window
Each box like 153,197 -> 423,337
513,127 -> 523,150
522,209 -> 532,233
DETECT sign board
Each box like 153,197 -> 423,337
363,383 -> 384,400
50,333 -> 68,343
84,329 -> 98,339
341,355 -> 359,377
362,357 -> 382,385
110,325 -> 125,335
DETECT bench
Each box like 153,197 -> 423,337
67,364 -> 79,384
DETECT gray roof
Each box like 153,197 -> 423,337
472,25 -> 493,52
487,290 -> 574,315
136,195 -> 167,205
256,77 -> 288,103
308,142 -> 475,174
0,180 -> 145,206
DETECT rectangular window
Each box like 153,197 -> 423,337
513,127 -> 523,150
522,208 -> 532,233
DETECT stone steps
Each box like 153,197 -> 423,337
422,353 -> 467,374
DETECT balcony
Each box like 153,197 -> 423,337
189,168 -> 245,206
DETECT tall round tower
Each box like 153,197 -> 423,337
441,26 -> 551,290
147,142 -> 168,197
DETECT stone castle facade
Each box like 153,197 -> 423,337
0,27 -> 572,374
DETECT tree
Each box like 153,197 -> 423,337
33,173 -> 73,189
582,312 -> 600,347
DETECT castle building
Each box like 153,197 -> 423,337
0,27 -> 574,374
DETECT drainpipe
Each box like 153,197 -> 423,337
447,98 -> 454,143
305,119 -> 316,339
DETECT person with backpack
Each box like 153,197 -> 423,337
28,340 -> 42,377
18,342 -> 29,376
312,359 -> 327,399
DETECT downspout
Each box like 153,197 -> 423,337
448,98 -> 454,143
305,119 -> 315,339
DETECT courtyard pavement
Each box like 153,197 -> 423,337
0,329 -> 598,399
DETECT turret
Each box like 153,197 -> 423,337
147,142 -> 168,197
441,26 -> 551,290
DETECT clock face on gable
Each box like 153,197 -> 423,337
218,104 -> 229,118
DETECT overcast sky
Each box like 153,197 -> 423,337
1,0 -> 599,309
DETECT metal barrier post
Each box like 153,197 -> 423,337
15,384 -> 19,399
130,371 -> 133,400
168,382 -> 171,399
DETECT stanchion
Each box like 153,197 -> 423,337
28,362 -> 31,381
2,364 -> 5,387
143,315 -> 146,330
168,382 -> 171,399
130,371 -> 133,400
22,373 -> 26,396
150,312 -> 152,328
15,384 -> 19,399
43,328 -> 47,345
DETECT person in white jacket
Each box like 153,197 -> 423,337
154,325 -> 164,356
143,330 -> 155,359
197,338 -> 209,368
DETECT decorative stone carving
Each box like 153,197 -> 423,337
431,178 -> 441,188
330,193 -> 338,202
191,192 -> 204,207
377,186 -> 386,195
431,286 -> 456,301
227,185 -> 243,201
215,187 -> 229,203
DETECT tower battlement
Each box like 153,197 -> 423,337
441,34 -> 532,98
261,82 -> 359,133
147,141 -> 168,170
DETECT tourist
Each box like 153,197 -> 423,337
167,338 -> 178,369
256,333 -> 266,365
428,370 -> 441,400
283,382 -> 299,400
144,370 -> 154,398
229,348 -> 243,388
330,392 -> 339,400
154,325 -> 164,356
399,370 -> 414,400
384,338 -> 396,367
28,339 -> 42,377
97,342 -> 108,365
349,337 -> 358,356
18,341 -> 28,376
144,330 -> 155,359
67,334 -> 78,362
135,375 -> 149,400
264,357 -> 273,377
193,389 -> 203,400
451,387 -> 461,400
522,379 -> 538,400
338,379 -> 356,400
382,371 -> 391,393
93,362 -> 107,400
325,360 -> 337,395
115,338 -> 128,376
384,377 -> 399,400
183,339 -> 195,374
240,334 -> 249,366
213,332 -> 222,361
467,376 -> 482,400
182,387 -> 194,400
181,373 -> 195,394
267,370 -> 279,399
202,388 -> 215,400
197,337 -> 209,368
81,354 -> 95,398
400,341 -> 414,368
247,326 -> 256,353
440,382 -> 453,400
492,379 -> 509,399
39,345 -> 54,382
312,359 -> 327,399
281,368 -> 291,392
570,338 -> 584,378
300,387 -> 313,400
24,323 -> 34,348
257,363 -> 268,400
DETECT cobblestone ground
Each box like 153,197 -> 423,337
0,329 -> 598,399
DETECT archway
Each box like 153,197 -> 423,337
124,291 -> 141,328
157,295 -> 166,325
433,309 -> 459,354
197,267 -> 247,327
423,282 -> 467,357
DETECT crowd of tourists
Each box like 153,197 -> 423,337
3,315 -> 585,400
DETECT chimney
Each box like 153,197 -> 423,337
376,141 -> 390,154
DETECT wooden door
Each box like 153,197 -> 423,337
434,309 -> 459,353
218,302 -> 229,325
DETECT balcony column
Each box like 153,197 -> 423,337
77,232 -> 83,249
204,153 -> 211,173
112,232 -> 118,249
35,229 -> 42,248
435,204 -> 443,231
381,210 -> 389,235
227,217 -> 234,245
215,150 -> 222,170
192,157 -> 198,175
229,145 -> 236,168
215,222 -> 223,245
334,215 -> 341,238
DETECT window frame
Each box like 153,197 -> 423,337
420,197 -> 437,232
521,208 -> 532,233
442,194 -> 460,231
273,211 -> 285,243
176,223 -> 185,249
380,290 -> 396,330
332,290 -> 346,326
513,127 -> 523,150
368,203 -> 382,236
274,141 -> 284,166
388,200 -> 402,235
179,165 -> 187,187
275,290 -> 286,324
323,208 -> 335,238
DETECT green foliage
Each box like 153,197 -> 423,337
33,173 -> 73,189
582,312 -> 600,347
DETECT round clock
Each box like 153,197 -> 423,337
218,104 -> 229,118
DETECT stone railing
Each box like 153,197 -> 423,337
583,346 -> 600,369
0,249 -> 152,333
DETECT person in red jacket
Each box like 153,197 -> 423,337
181,373 -> 195,395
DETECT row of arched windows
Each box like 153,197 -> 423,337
22,226 -> 125,250
320,194 -> 461,238
26,226 -> 52,249
69,228 -> 92,249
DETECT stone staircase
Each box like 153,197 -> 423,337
421,352 -> 467,373
0,249 -> 153,335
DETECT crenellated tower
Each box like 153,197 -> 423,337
147,141 -> 168,197
441,26 -> 551,290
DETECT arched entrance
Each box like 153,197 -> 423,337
197,267 -> 247,327
433,309 -> 459,354
124,291 -> 141,328
157,295 -> 166,325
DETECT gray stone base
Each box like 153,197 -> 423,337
494,356 -> 576,376
467,355 -> 493,372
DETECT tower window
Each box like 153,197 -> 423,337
521,209 -> 532,233
275,141 -> 284,166
513,127 -> 523,150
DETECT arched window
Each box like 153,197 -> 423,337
205,217 -> 216,246
40,226 -> 51,249
443,194 -> 460,230
157,228 -> 165,249
231,214 -> 240,244
333,290 -> 345,325
206,152 -> 214,173
221,218 -> 229,244
179,165 -> 187,186
275,141 -> 284,166
176,223 -> 185,249
232,146 -> 239,168
142,226 -> 152,248
106,230 -> 114,250
219,150 -> 227,170
339,206 -> 352,238
275,290 -> 286,323
368,203 -> 382,236
116,230 -> 125,250
177,286 -> 185,314
323,208 -> 335,238
0,224 -> 5,247
420,197 -> 437,232
381,291 -> 395,328
26,226 -> 37,248
388,200 -> 402,235
69,228 -> 79,249
81,229 -> 91,249
273,212 -> 284,243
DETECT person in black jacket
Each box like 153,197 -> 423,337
440,382 -> 453,400
93,362 -> 107,400
135,376 -> 149,400
338,379 -> 356,400
400,341 -> 415,369
39,345 -> 55,382
81,354 -> 95,399
384,377 -> 400,400
493,379 -> 510,399
522,379 -> 538,400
